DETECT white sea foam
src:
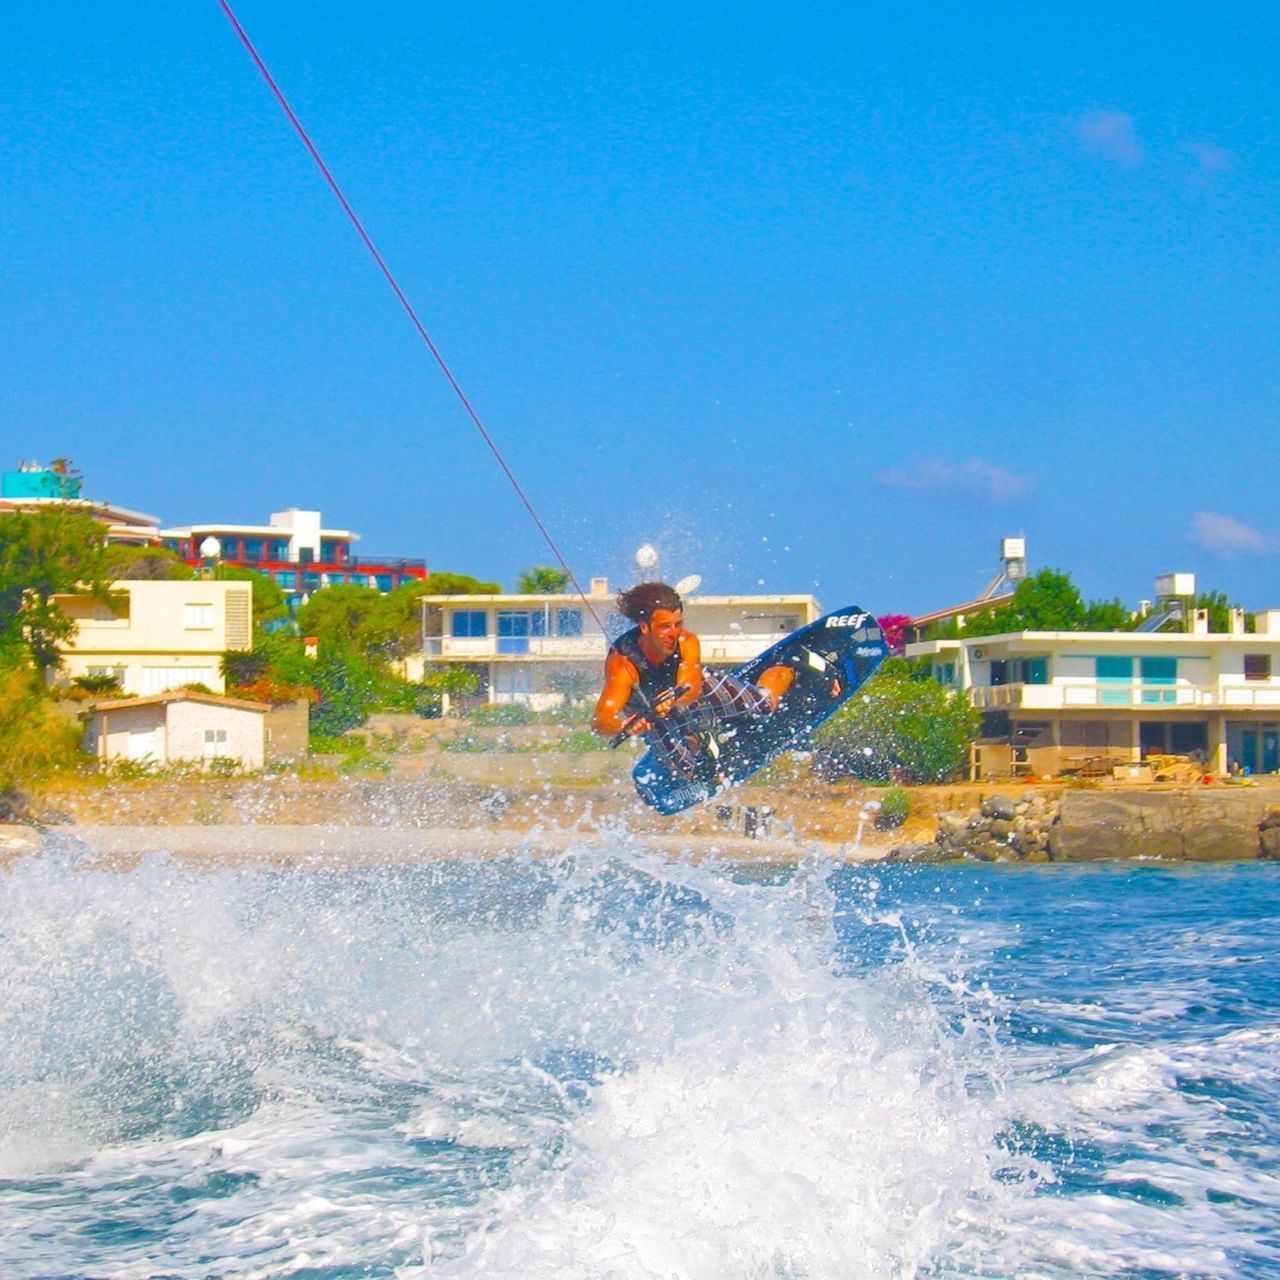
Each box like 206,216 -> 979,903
0,837 -> 1277,1278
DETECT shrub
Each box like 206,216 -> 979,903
813,658 -> 979,784
0,661 -> 83,790
560,728 -> 607,754
467,703 -> 535,727
875,786 -> 911,829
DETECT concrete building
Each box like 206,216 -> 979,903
159,508 -> 426,603
908,599 -> 1280,779
1,459 -> 160,545
411,578 -> 822,710
83,691 -> 268,768
55,579 -> 253,695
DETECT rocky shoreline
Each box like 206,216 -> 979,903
894,786 -> 1280,863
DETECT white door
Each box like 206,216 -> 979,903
492,666 -> 533,705
128,727 -> 160,761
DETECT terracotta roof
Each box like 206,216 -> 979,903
909,591 -> 1015,628
86,690 -> 269,714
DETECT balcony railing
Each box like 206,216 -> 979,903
419,633 -> 780,662
970,682 -> 1280,711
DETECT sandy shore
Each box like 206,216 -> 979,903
40,822 -> 880,867
2,771 -> 942,867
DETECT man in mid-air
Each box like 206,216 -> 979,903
592,582 -> 796,777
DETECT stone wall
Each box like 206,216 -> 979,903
896,788 -> 1280,862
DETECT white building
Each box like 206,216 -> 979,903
908,607 -> 1280,779
83,691 -> 268,768
55,579 -> 253,695
411,578 -> 822,709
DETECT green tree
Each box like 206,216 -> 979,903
104,544 -> 195,580
813,658 -> 980,783
951,569 -> 1139,638
1189,591 -> 1252,633
0,507 -> 109,674
296,585 -> 409,663
0,657 -> 82,791
516,565 -> 570,594
213,565 -> 290,633
310,647 -> 380,736
416,571 -> 501,595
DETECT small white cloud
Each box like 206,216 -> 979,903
1078,109 -> 1142,167
876,457 -> 1034,503
1190,511 -> 1272,556
1185,141 -> 1235,175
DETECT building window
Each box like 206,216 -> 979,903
1095,656 -> 1133,705
1019,657 -> 1048,685
184,603 -> 214,629
202,728 -> 228,757
243,538 -> 264,562
557,609 -> 583,637
275,570 -> 297,589
268,539 -> 289,560
1140,656 -> 1177,705
321,540 -> 347,563
1244,654 -> 1272,681
452,610 -> 488,638
934,663 -> 955,686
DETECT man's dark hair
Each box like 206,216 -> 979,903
617,582 -> 682,623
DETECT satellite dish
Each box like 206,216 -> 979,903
634,543 -> 659,571
674,573 -> 702,597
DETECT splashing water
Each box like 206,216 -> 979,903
0,837 -> 1277,1279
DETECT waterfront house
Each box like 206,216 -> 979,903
83,690 -> 267,768
907,609 -> 1280,779
158,508 -> 426,604
54,578 -> 253,696
409,578 -> 822,710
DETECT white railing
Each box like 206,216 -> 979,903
419,633 -> 782,663
969,682 -> 1280,710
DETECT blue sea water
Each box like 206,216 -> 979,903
0,837 -> 1277,1279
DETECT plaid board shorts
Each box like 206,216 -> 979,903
645,668 -> 773,777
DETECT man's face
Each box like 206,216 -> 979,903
641,607 -> 683,656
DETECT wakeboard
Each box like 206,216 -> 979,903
631,604 -> 887,814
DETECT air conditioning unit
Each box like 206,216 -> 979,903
972,648 -> 985,660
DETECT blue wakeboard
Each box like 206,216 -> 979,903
632,604 -> 887,814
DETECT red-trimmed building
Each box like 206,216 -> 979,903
159,508 -> 426,604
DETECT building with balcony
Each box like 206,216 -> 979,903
158,508 -> 426,603
907,608 -> 1280,779
54,579 -> 253,696
410,577 -> 822,709
2,459 -> 160,545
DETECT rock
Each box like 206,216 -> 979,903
1260,826 -> 1280,860
981,794 -> 1017,821
1049,789 -> 1273,861
967,839 -> 1005,862
886,841 -> 951,863
989,819 -> 1013,842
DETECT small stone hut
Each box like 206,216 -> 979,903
83,691 -> 268,769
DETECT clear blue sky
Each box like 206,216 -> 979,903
4,3 -> 1277,614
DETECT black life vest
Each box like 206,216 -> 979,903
611,626 -> 683,713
